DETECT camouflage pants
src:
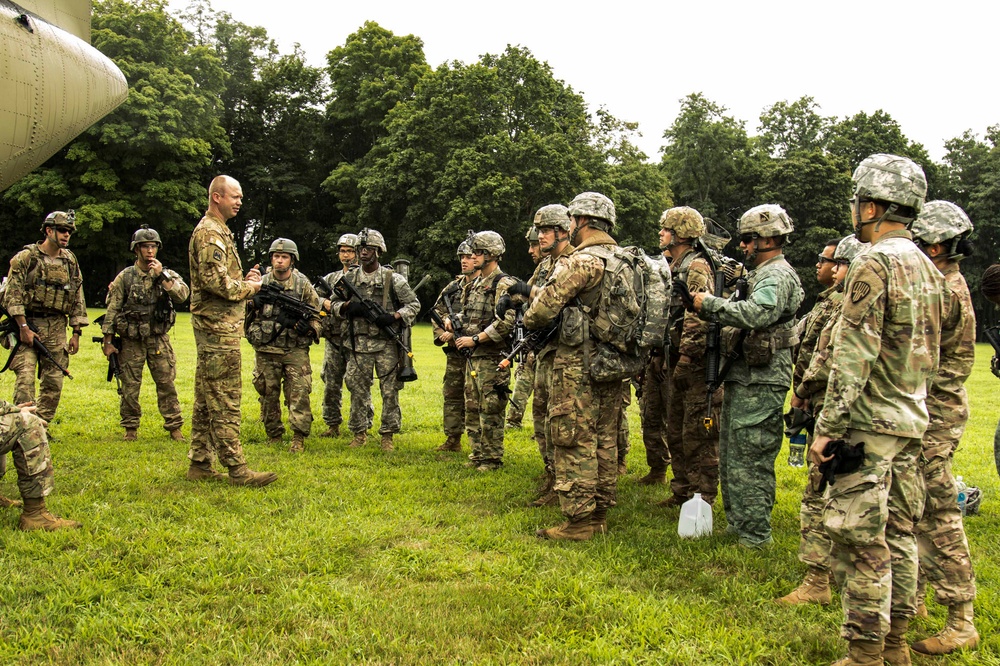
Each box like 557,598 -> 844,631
442,351 -> 466,437
719,382 -> 786,545
118,334 -> 183,431
640,359 -> 670,470
549,347 -> 620,519
533,349 -> 554,472
321,339 -> 348,428
465,355 -> 510,465
0,408 -> 53,499
915,427 -> 976,605
11,315 -> 68,423
994,416 -> 1000,478
618,381 -> 631,466
252,347 -> 313,438
345,346 -> 402,435
824,429 -> 924,642
506,352 -> 535,425
188,330 -> 246,469
666,368 -> 721,504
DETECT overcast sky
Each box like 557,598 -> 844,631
167,0 -> 996,163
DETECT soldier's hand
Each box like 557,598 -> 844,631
18,326 -> 36,347
790,394 -> 805,410
68,334 -> 80,355
246,264 -> 262,283
649,354 -> 665,381
507,280 -> 532,299
16,401 -> 35,411
809,435 -> 834,467
443,317 -> 454,332
495,294 -> 513,318
439,331 -> 455,344
455,336 -> 476,350
692,292 -> 707,312
322,298 -> 332,313
375,313 -> 397,328
102,342 -> 117,358
343,301 -> 367,318
147,258 -> 163,279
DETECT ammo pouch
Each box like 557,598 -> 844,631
558,306 -> 586,347
589,341 -> 645,383
742,325 -> 799,368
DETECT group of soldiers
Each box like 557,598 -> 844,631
0,158 -> 988,663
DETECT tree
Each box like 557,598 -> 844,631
757,96 -> 832,158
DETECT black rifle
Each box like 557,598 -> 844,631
985,325 -> 1000,357
0,304 -> 72,379
333,274 -> 417,382
92,314 -> 122,394
251,283 -> 323,345
497,318 -> 558,371
314,275 -> 334,300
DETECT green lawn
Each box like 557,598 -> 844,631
0,311 -> 996,665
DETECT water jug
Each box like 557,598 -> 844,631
788,433 -> 807,467
678,493 -> 713,538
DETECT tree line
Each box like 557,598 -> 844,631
2,0 -> 997,331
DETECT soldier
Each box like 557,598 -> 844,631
331,228 -> 420,451
909,201 -> 979,655
692,204 -> 803,548
431,234 -> 478,452
520,191 -> 627,540
505,226 -> 544,429
102,225 -> 189,441
317,233 -> 359,438
650,207 -> 722,505
809,154 -> 944,666
778,235 -> 868,607
186,175 -> 276,487
246,238 -> 322,453
2,210 -> 87,423
983,264 -> 1000,477
0,401 -> 80,530
451,231 -> 517,471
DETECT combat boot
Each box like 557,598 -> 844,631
536,515 -> 594,541
591,507 -> 608,534
617,462 -> 628,477
775,566 -> 832,606
831,639 -> 884,666
911,601 -> 979,655
530,488 -> 558,507
228,464 -> 278,488
0,493 -> 22,508
320,425 -> 340,438
882,616 -> 911,666
18,497 -> 81,531
436,435 -> 462,452
349,432 -> 367,448
637,466 -> 666,485
289,433 -> 305,454
380,434 -> 394,451
186,461 -> 226,482
123,428 -> 138,441
169,429 -> 185,441
267,434 -> 283,445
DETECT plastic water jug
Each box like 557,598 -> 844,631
678,493 -> 713,538
956,476 -> 968,515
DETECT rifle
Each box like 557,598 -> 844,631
92,314 -> 122,394
430,309 -> 476,378
333,273 -> 417,382
0,304 -> 73,379
497,317 -> 558,371
251,283 -> 325,345
313,275 -> 334,300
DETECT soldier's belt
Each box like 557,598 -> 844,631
25,310 -> 66,319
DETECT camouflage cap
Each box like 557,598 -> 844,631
533,203 -> 571,231
659,206 -> 705,238
357,228 -> 387,253
833,235 -> 869,263
911,200 -> 973,245
130,225 -> 162,251
269,237 -> 299,261
739,204 -> 794,237
337,233 -> 359,248
524,226 -> 539,243
852,153 -> 926,215
42,210 -> 76,233
702,218 -> 732,251
471,230 -> 505,257
568,192 -> 616,227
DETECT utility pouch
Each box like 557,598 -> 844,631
558,306 -> 586,347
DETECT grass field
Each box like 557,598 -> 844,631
0,311 -> 996,665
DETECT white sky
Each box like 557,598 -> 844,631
167,0 -> 997,162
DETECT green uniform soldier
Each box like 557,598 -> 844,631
693,204 -> 803,548
331,228 -> 420,451
810,154 -> 945,666
452,231 -> 518,470
431,234 -> 478,452
506,226 -> 545,429
186,175 -> 276,487
102,225 -> 189,441
317,233 -> 359,438
2,210 -> 87,423
909,201 -> 979,655
247,238 -> 322,453
778,235 -> 868,606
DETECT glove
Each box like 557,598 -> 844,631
992,355 -> 1000,380
817,439 -> 866,493
495,294 -> 513,318
672,281 -> 695,312
375,313 -> 397,328
507,280 -> 531,298
294,319 -> 312,336
343,301 -> 366,318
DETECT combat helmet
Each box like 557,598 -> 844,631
533,204 -> 571,231
568,192 -> 616,228
471,230 -> 505,257
130,225 -> 162,251
456,230 -> 475,257
336,233 -> 359,249
911,201 -> 974,258
525,226 -> 539,243
268,237 -> 299,261
852,153 -> 926,219
833,236 -> 868,264
739,204 -> 794,238
357,228 -> 387,253
660,206 -> 705,240
41,210 -> 76,233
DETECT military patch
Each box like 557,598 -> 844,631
213,250 -> 223,261
850,281 -> 871,303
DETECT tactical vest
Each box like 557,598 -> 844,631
246,271 -> 314,349
667,250 -> 703,348
21,244 -> 83,315
115,267 -> 177,339
462,270 -> 507,349
320,270 -> 347,342
342,266 -> 398,339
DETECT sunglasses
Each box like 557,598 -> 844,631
816,254 -> 838,265
54,227 -> 74,235
739,233 -> 756,244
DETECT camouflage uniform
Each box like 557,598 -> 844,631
663,246 -> 721,504
431,274 -> 474,440
461,265 -> 517,467
506,353 -> 535,427
331,265 -> 419,436
0,400 -> 53,499
525,248 -> 564,471
700,253 -> 803,546
2,242 -> 87,421
247,269 -> 321,439
814,229 -> 945,642
319,269 -> 355,433
103,264 -> 189,432
188,212 -> 257,469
